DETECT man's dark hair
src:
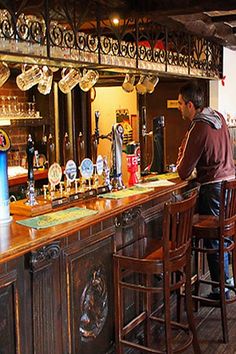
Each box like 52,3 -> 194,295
179,81 -> 204,109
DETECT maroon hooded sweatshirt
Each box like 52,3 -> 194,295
177,107 -> 235,184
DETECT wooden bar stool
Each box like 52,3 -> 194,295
113,191 -> 201,353
192,179 -> 236,343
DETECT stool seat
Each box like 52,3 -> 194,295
191,179 -> 236,343
113,190 -> 201,353
194,215 -> 235,240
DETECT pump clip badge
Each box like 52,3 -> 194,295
0,128 -> 11,152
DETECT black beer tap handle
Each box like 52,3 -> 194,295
99,132 -> 112,141
141,106 -> 147,137
26,134 -> 34,182
95,111 -> 100,143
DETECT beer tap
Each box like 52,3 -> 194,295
93,111 -> 113,141
91,111 -> 100,163
149,116 -> 165,173
77,132 -> 85,166
25,134 -> 38,206
141,106 -> 153,138
63,132 -> 71,166
47,133 -> 56,167
110,123 -> 124,190
95,110 -> 100,143
140,106 -> 152,175
92,112 -> 125,190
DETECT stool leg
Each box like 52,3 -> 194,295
185,250 -> 201,354
163,270 -> 173,354
232,236 -> 236,293
145,273 -> 152,348
114,258 -> 123,354
176,287 -> 184,323
193,237 -> 201,312
219,243 -> 229,343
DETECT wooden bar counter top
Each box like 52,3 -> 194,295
0,177 -> 190,354
0,177 -> 187,264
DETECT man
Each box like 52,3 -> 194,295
176,81 -> 235,299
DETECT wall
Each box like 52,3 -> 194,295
145,80 -> 189,168
0,78 -> 29,166
209,47 -> 236,158
91,86 -> 137,184
210,47 -> 236,123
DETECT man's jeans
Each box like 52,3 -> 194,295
198,182 -> 230,285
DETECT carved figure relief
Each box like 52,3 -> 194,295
79,267 -> 108,342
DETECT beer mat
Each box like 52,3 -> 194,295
136,180 -> 175,188
145,172 -> 179,181
100,186 -> 153,199
17,207 -> 98,229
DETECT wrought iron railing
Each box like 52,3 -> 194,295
0,2 -> 223,78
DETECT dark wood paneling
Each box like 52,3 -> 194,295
63,235 -> 115,354
146,80 -> 189,166
28,243 -> 62,354
0,262 -> 24,354
145,79 -> 209,166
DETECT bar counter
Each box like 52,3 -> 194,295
1,177 -> 188,264
0,177 -> 189,354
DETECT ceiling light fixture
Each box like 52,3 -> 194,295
112,17 -> 120,25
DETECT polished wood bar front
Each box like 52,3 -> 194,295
0,178 -> 189,354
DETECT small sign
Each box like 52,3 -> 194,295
167,100 -> 179,109
48,162 -> 62,186
96,155 -> 103,176
80,158 -> 94,179
65,159 -> 77,182
0,128 -> 11,152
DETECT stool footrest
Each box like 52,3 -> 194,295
192,294 -> 221,307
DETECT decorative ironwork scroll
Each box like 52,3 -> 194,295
0,1 -> 223,78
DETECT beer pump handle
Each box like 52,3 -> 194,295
63,132 -> 71,166
95,110 -> 100,143
26,134 -> 34,182
91,111 -> 100,163
141,106 -> 147,137
47,133 -> 56,167
77,132 -> 85,166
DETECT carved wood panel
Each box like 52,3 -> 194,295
63,236 -> 115,354
114,206 -> 142,251
28,242 -> 62,354
0,269 -> 20,354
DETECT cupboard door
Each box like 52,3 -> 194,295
0,260 -> 24,354
63,237 -> 114,354
28,242 -> 63,354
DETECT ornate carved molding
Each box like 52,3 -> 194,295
30,243 -> 61,270
115,206 -> 142,228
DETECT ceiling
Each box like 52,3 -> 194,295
91,0 -> 236,49
2,1 -> 236,48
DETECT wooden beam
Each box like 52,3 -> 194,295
119,0 -> 236,18
210,14 -> 236,23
